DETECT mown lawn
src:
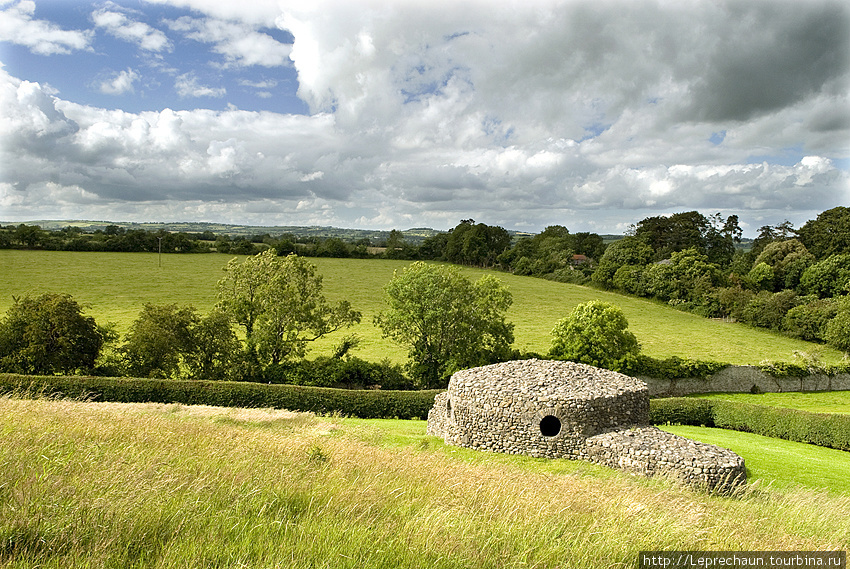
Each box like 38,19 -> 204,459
660,425 -> 850,495
1,397 -> 847,569
0,249 -> 844,365
693,391 -> 850,414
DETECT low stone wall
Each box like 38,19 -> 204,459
641,366 -> 850,397
582,426 -> 746,492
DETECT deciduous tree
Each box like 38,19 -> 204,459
374,262 -> 514,388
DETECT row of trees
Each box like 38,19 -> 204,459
0,256 -> 517,388
591,207 -> 850,354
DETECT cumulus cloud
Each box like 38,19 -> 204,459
91,5 -> 171,52
166,16 -> 291,67
174,73 -> 225,98
1,0 -> 848,232
0,0 -> 93,55
96,68 -> 139,95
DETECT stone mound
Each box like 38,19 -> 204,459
427,359 -> 746,492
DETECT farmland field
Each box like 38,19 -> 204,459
0,249 -> 845,365
1,396 -> 848,568
693,391 -> 850,415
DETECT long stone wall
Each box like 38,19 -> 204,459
640,366 -> 850,397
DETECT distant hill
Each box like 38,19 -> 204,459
3,220 -> 575,244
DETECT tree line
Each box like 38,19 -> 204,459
3,206 -> 849,362
0,255 -> 516,389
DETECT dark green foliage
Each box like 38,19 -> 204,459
549,301 -> 640,371
740,290 -> 799,330
649,397 -> 715,426
122,303 -> 199,379
800,254 -> 850,298
824,310 -> 850,354
623,355 -> 727,380
263,357 -> 414,390
782,298 -> 840,341
375,262 -> 514,388
649,397 -> 850,451
592,236 -> 654,287
0,373 -> 440,420
0,293 -> 105,375
797,206 -> 850,259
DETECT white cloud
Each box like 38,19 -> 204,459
1,0 -> 848,233
166,16 -> 291,68
174,73 -> 225,98
0,0 -> 93,55
97,68 -> 139,95
91,6 -> 171,52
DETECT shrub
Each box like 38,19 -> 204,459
624,355 -> 727,380
782,297 -> 840,341
549,301 -> 640,371
824,310 -> 850,354
264,357 -> 414,390
740,290 -> 799,330
0,373 -> 439,420
649,397 -> 850,451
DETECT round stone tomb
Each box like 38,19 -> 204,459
427,359 -> 649,459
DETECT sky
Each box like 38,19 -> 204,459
0,0 -> 848,236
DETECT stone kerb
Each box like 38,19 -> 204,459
428,359 -> 746,492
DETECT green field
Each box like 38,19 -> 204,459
0,249 -> 844,365
660,425 -> 850,494
2,396 -> 848,568
693,391 -> 850,415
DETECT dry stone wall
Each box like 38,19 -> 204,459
428,359 -> 746,492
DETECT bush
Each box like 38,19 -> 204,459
0,373 -> 439,420
649,397 -> 715,426
649,397 -> 850,451
264,357 -> 415,390
624,355 -> 727,380
740,290 -> 799,330
782,297 -> 840,341
549,301 -> 640,371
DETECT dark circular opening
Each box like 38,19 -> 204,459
539,415 -> 561,437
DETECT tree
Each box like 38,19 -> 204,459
0,293 -> 105,375
549,301 -> 639,371
186,310 -> 241,380
374,262 -> 514,388
592,236 -> 654,287
798,206 -> 850,260
825,308 -> 850,355
217,250 -> 361,365
122,303 -> 199,378
753,239 -> 814,291
800,254 -> 850,298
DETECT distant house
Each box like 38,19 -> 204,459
570,254 -> 589,265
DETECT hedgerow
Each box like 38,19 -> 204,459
0,373 -> 439,420
650,397 -> 850,451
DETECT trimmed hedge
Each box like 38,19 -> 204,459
650,397 -> 850,451
0,373 -> 440,420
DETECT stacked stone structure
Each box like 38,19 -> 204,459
427,359 -> 745,492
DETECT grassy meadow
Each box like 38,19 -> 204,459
0,249 -> 846,365
2,396 -> 848,568
692,391 -> 850,414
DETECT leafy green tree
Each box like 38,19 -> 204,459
122,303 -> 199,378
549,301 -> 639,371
217,250 -> 361,365
798,206 -> 850,259
374,262 -> 514,388
824,308 -> 850,354
747,262 -> 776,291
592,236 -> 653,287
800,254 -> 850,298
186,310 -> 241,380
753,239 -> 814,291
0,293 -> 105,375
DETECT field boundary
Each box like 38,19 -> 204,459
0,373 -> 440,420
641,365 -> 850,396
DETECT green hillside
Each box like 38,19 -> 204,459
0,250 -> 843,365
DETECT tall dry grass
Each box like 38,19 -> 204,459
1,397 -> 848,568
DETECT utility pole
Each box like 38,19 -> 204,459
157,236 -> 163,267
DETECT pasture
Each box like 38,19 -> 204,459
0,249 -> 845,365
1,396 -> 848,568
